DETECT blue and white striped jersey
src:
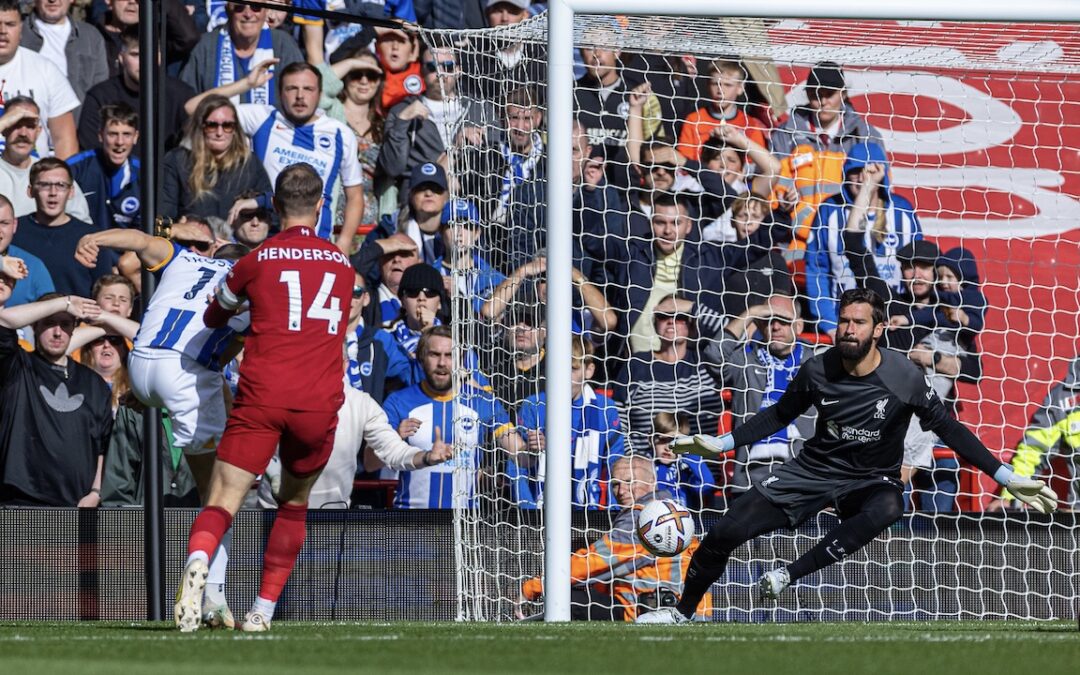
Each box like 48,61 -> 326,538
133,242 -> 250,370
236,104 -> 363,241
382,382 -> 513,509
510,384 -> 625,509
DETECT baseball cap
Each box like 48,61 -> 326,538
441,199 -> 481,227
806,61 -> 845,94
897,239 -> 940,266
486,0 -> 531,10
398,262 -> 445,295
409,162 -> 448,193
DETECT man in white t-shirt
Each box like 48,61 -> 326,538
19,0 -> 110,120
0,97 -> 91,221
187,61 -> 365,253
0,0 -> 80,158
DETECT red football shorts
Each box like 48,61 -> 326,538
215,404 -> 339,477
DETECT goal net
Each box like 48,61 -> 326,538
419,13 -> 1080,621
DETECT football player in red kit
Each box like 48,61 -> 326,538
174,162 -> 354,633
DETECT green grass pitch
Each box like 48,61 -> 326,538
1,621 -> 1078,675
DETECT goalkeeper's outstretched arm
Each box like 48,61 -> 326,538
927,406 -> 1059,514
672,374 -> 811,458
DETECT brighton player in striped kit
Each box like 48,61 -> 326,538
75,220 -> 250,629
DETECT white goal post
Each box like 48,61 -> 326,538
539,0 -> 1080,622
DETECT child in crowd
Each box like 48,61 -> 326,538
510,336 -> 625,509
647,411 -> 715,512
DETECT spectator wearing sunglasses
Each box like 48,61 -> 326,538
344,270 -> 415,404
387,262 -> 447,365
13,158 -> 116,299
614,294 -> 724,454
702,294 -> 818,496
229,195 -> 273,249
379,43 -> 496,207
317,49 -> 386,233
179,1 -> 304,106
161,94 -> 273,223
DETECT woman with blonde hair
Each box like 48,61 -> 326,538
82,335 -> 132,416
161,94 -> 272,222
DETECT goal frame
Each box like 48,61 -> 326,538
541,0 -> 1080,622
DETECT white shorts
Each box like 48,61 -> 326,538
902,416 -> 935,470
128,347 -> 227,455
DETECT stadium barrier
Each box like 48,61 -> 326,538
1,508 -> 1074,622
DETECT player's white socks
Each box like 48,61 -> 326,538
185,550 -> 210,567
204,528 -> 232,606
251,596 -> 277,621
206,528 -> 231,582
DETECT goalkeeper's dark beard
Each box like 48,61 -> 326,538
836,332 -> 876,361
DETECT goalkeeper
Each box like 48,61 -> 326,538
637,288 -> 1058,624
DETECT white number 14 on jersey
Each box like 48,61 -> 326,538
279,270 -> 342,334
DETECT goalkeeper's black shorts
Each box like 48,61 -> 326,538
756,460 -> 903,527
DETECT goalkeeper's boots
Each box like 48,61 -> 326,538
241,611 -> 272,633
174,558 -> 209,633
758,567 -> 791,601
202,602 -> 236,630
634,607 -> 690,625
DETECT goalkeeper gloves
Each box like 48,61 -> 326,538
994,465 -> 1059,514
669,433 -> 734,459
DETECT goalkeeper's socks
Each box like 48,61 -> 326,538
257,502 -> 309,602
251,596 -> 277,621
188,506 -> 233,559
675,556 -> 726,618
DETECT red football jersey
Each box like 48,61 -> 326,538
217,226 -> 353,412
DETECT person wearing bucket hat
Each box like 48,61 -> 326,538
805,144 -> 922,338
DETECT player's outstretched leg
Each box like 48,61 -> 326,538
759,486 -> 903,601
636,489 -> 789,623
241,502 -> 309,632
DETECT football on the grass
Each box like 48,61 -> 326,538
636,499 -> 695,557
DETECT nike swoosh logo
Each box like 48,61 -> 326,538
821,398 -> 839,405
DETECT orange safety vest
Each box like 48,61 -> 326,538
520,532 -> 712,621
772,144 -> 847,250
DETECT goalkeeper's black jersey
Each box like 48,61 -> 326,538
731,347 -> 1001,480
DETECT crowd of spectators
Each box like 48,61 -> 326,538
0,1 -> 1067,517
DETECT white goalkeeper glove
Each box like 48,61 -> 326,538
994,465 -> 1058,514
1004,477 -> 1059,515
669,433 -> 734,459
